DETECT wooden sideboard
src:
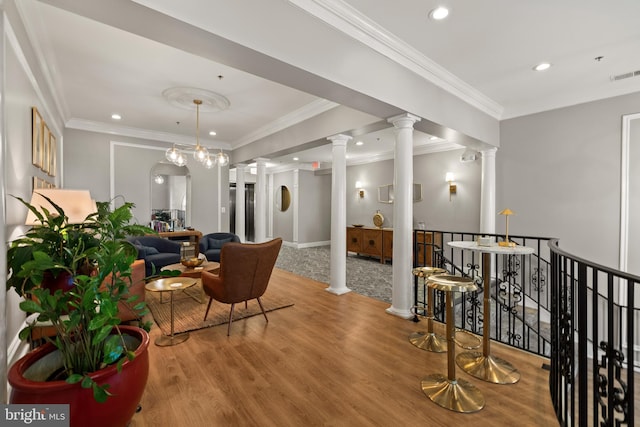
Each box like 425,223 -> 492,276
346,227 -> 437,265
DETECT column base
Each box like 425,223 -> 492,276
325,286 -> 351,295
385,306 -> 413,319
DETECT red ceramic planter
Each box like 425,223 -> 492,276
8,326 -> 149,427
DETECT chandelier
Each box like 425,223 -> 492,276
165,99 -> 229,169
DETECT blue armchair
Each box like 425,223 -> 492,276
128,236 -> 182,276
199,232 -> 241,262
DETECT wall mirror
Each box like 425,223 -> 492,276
378,183 -> 422,203
275,185 -> 291,212
150,161 -> 191,230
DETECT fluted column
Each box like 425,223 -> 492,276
327,134 -> 351,295
235,164 -> 247,242
254,158 -> 269,243
387,113 -> 421,319
480,147 -> 497,234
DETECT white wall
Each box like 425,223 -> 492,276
499,91 -> 640,268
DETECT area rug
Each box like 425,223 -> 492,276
145,283 -> 294,335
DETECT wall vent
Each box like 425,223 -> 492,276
611,70 -> 640,81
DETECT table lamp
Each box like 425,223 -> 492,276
498,208 -> 516,247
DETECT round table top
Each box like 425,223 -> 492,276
145,277 -> 197,292
448,240 -> 535,255
161,261 -> 220,278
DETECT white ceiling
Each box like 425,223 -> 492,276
23,0 -> 640,169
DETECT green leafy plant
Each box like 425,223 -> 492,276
7,194 -> 154,402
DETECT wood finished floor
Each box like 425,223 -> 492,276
130,268 -> 558,427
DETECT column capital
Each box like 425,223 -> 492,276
387,113 -> 421,128
480,147 -> 498,157
234,163 -> 248,169
327,134 -> 352,145
254,157 -> 269,165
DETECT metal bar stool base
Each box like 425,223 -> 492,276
456,351 -> 520,384
155,332 -> 190,347
421,374 -> 485,413
408,331 -> 447,353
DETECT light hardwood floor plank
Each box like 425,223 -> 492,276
130,268 -> 558,427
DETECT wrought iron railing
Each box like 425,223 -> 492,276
413,230 -> 553,356
549,238 -> 638,427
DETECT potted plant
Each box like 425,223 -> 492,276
7,194 -> 155,427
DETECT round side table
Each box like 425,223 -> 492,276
145,277 -> 197,346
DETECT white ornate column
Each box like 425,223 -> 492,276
254,158 -> 269,243
267,173 -> 274,239
235,164 -> 247,242
387,113 -> 420,319
480,147 -> 497,234
327,134 -> 351,295
293,169 -> 299,245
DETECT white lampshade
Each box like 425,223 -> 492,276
445,172 -> 455,183
25,189 -> 96,225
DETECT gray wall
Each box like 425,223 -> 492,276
499,91 -> 640,268
298,170 -> 331,244
63,129 -> 228,234
628,117 -> 640,275
346,149 -> 481,232
272,170 -> 294,242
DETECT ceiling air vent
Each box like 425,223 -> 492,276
611,70 -> 640,81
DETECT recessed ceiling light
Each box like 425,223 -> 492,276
533,62 -> 552,72
293,157 -> 299,161
429,6 -> 449,20
355,141 -> 364,146
209,131 -> 217,136
111,113 -> 121,120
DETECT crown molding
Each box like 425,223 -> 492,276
288,0 -> 504,119
66,118 -> 232,149
233,99 -> 339,148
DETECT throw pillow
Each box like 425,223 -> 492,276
208,237 -> 233,249
142,245 -> 160,255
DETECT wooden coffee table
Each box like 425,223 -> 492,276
162,261 -> 220,303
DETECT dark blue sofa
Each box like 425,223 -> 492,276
199,232 -> 241,262
128,236 -> 182,276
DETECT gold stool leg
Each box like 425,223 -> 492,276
421,291 -> 485,413
409,285 -> 447,352
456,253 -> 520,384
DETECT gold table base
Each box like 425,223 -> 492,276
408,331 -> 447,353
456,351 -> 520,384
155,332 -> 190,347
421,374 -> 485,413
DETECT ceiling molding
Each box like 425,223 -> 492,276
232,99 -> 340,148
288,0 -> 504,119
66,118 -> 232,150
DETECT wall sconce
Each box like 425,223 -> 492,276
445,172 -> 456,201
355,181 -> 364,198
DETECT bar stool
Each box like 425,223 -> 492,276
409,267 -> 447,352
420,274 -> 485,413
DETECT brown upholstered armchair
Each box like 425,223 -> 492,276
201,238 -> 283,335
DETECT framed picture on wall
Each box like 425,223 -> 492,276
32,107 -> 43,168
42,124 -> 51,175
48,132 -> 56,177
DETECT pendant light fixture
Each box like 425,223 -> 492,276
164,99 -> 229,169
